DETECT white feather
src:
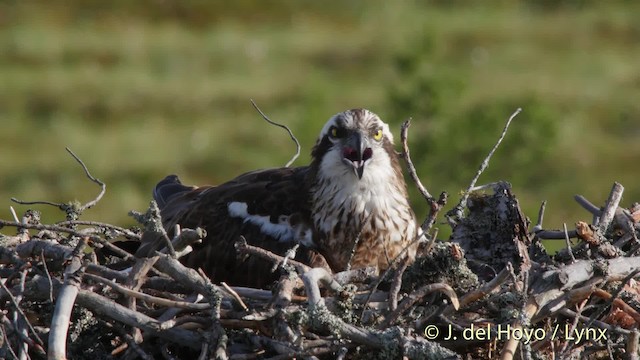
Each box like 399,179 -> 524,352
227,202 -> 294,242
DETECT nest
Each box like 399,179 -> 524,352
3,117 -> 640,359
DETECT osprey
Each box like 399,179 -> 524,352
142,109 -> 420,287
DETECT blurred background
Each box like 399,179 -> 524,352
1,1 -> 639,243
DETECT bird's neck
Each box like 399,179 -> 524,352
309,154 -> 418,271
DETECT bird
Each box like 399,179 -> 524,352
139,109 -> 420,288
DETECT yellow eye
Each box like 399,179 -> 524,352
330,127 -> 338,137
373,129 -> 383,141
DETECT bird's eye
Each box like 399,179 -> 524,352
329,126 -> 341,138
373,129 -> 383,141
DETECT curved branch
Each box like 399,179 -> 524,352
250,99 -> 301,167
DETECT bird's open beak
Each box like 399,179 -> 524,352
342,132 -> 373,180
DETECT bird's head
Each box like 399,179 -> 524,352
311,109 -> 397,181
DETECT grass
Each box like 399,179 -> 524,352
0,1 -> 638,248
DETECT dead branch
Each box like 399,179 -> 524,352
447,107 -> 522,225
250,99 -> 300,167
48,237 -> 87,360
11,148 -> 106,219
599,182 -> 625,233
400,119 -> 447,233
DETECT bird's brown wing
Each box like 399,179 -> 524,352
140,167 -> 322,288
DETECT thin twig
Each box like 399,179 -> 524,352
55,220 -> 140,240
532,201 -> 546,233
599,182 -> 625,234
84,273 -> 211,310
563,223 -> 576,263
400,120 -> 448,233
250,99 -> 300,167
447,107 -> 522,224
11,148 -> 106,215
0,278 -> 45,347
65,147 -> 106,210
40,249 -> 54,303
399,119 -> 432,200
220,282 -> 249,312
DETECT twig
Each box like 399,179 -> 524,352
380,283 -> 458,328
48,237 -> 87,359
11,148 -> 106,218
563,223 -> 576,263
221,282 -> 249,312
447,107 -> 522,224
388,257 -> 410,311
532,201 -> 546,233
40,249 -> 54,303
0,277 -> 45,348
55,220 -> 140,240
250,99 -> 300,167
64,147 -> 106,210
574,195 -> 602,217
599,182 -> 625,234
399,119 -> 432,200
1,220 -> 135,260
400,119 -> 447,233
627,329 -> 639,360
235,236 -> 311,274
84,273 -> 211,310
443,263 -> 513,316
9,206 -> 20,223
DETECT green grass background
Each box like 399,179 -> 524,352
1,1 -> 639,244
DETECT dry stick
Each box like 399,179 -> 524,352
448,108 -> 522,224
84,273 -> 211,310
196,269 -> 228,360
628,330 -> 639,360
11,147 -> 106,216
532,200 -> 547,233
558,298 -> 588,357
48,237 -> 87,360
40,249 -> 54,303
574,195 -> 603,217
400,119 -> 447,233
14,269 -> 29,360
220,282 -> 249,312
443,263 -> 513,316
563,223 -> 577,263
0,276 -> 45,349
599,182 -> 625,234
558,308 -> 630,336
64,147 -> 106,210
74,288 -> 203,349
585,269 -> 640,331
54,220 -> 140,240
387,257 -> 410,311
379,283 -> 459,329
235,236 -> 311,274
108,322 -> 155,360
250,99 -> 300,167
2,220 -> 134,261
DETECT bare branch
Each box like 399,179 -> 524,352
563,223 -> 577,263
250,99 -> 300,167
399,119 -> 447,233
599,182 -> 625,233
11,148 -> 106,218
65,147 -> 106,210
448,107 -> 522,224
